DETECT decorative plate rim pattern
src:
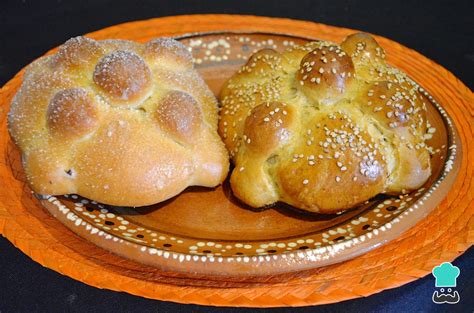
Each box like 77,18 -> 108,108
0,15 -> 471,307
37,31 -> 461,275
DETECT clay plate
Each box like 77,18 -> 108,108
36,32 -> 461,277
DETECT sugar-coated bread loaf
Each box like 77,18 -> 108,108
8,36 -> 229,206
219,33 -> 431,213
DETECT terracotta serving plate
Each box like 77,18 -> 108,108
33,31 -> 461,277
0,15 -> 471,307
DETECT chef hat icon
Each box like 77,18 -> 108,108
432,262 -> 460,287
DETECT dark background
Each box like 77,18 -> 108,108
0,0 -> 472,312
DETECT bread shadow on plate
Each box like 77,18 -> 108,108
220,178 -> 384,222
8,139 -> 387,223
98,178 -> 378,223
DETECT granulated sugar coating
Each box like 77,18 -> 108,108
146,38 -> 194,66
7,36 -> 229,207
93,50 -> 152,102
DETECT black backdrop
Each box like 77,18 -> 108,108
0,1 -> 473,312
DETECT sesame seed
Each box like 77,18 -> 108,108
303,179 -> 309,185
335,176 -> 341,182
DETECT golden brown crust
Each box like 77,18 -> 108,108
51,36 -> 104,68
47,88 -> 100,139
358,81 -> 415,128
277,110 -> 386,213
144,38 -> 193,70
243,101 -> 293,153
341,32 -> 386,81
341,33 -> 386,65
155,90 -> 202,144
8,36 -> 229,206
296,45 -> 356,105
219,33 -> 432,213
93,50 -> 152,105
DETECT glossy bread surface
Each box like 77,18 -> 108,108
219,33 -> 432,213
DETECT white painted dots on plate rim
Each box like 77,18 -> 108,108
44,34 -> 456,264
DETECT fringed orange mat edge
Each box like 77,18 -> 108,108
0,15 -> 472,307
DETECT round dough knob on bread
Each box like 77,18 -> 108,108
296,45 -> 356,105
47,88 -> 100,139
8,36 -> 229,206
93,50 -> 152,105
219,33 -> 432,213
155,90 -> 202,144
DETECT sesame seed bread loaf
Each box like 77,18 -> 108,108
8,36 -> 229,206
219,33 -> 431,213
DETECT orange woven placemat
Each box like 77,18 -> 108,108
0,15 -> 473,307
